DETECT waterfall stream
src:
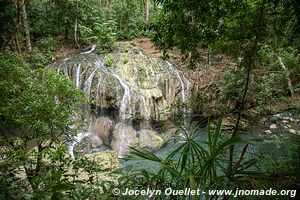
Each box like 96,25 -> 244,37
53,46 -> 190,158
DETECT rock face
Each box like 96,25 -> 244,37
53,46 -> 189,157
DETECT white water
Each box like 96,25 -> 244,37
138,51 -> 144,56
95,57 -> 132,120
166,61 -> 187,103
111,72 -> 131,120
75,63 -> 81,88
141,96 -> 150,120
95,77 -> 102,107
83,68 -> 97,96
166,61 -> 190,135
118,129 -> 127,158
68,132 -> 90,159
81,44 -> 97,54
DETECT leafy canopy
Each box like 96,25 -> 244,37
0,52 -> 84,142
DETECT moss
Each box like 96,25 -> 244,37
104,54 -> 115,67
122,57 -> 129,64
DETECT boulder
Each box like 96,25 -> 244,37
138,129 -> 164,151
269,124 -> 278,129
111,123 -> 166,157
264,130 -> 272,135
289,129 -> 297,134
94,117 -> 113,145
87,133 -> 103,148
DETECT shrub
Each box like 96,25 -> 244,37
120,120 -> 259,199
104,54 -> 115,67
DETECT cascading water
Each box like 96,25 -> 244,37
75,64 -> 81,88
166,61 -> 189,104
83,68 -> 98,97
81,44 -> 97,54
53,46 -> 190,158
166,61 -> 190,130
109,71 -> 131,120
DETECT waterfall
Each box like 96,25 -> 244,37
94,56 -> 132,120
118,129 -> 126,157
111,72 -> 131,120
75,63 -> 81,88
53,47 -> 190,158
67,132 -> 89,158
83,68 -> 97,96
141,96 -> 150,120
166,61 -> 187,103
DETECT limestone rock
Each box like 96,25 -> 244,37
94,117 -> 113,145
111,123 -> 166,157
84,151 -> 120,170
221,117 -> 248,130
138,129 -> 164,151
270,124 -> 278,129
221,117 -> 235,130
53,48 -> 188,124
288,129 -> 297,134
271,114 -> 282,122
88,133 -> 103,148
264,130 -> 272,134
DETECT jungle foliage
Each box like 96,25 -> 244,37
1,0 -> 300,199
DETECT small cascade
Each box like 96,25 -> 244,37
109,71 -> 131,120
140,96 -> 150,120
81,44 -> 97,54
119,129 -> 127,157
166,61 -> 188,103
67,132 -> 89,158
75,64 -> 81,88
52,46 -> 190,158
83,68 -> 97,97
166,61 -> 190,138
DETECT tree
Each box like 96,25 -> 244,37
150,0 -> 300,192
9,0 -> 32,53
0,52 -> 84,192
144,0 -> 150,23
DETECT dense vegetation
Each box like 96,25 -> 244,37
0,0 -> 299,199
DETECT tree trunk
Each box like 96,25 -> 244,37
278,55 -> 294,97
74,1 -> 80,48
13,31 -> 21,53
11,0 -> 22,53
21,0 -> 31,52
144,0 -> 150,23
